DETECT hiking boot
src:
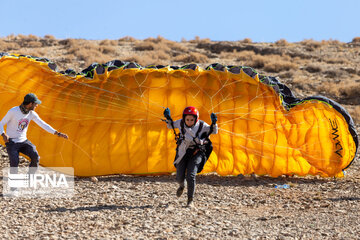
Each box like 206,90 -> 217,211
176,186 -> 184,197
186,197 -> 194,208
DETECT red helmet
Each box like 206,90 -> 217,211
183,106 -> 199,123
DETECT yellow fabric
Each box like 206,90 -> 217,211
0,55 -> 356,177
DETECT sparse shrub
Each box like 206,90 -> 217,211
27,34 -> 39,40
240,38 -> 252,43
27,41 -> 43,48
348,106 -> 360,124
99,39 -> 118,46
248,55 -> 266,68
134,42 -> 155,51
0,41 -> 20,51
300,39 -> 322,49
174,52 -> 209,63
275,39 -> 289,46
323,69 -> 343,78
154,42 -> 171,53
325,57 -> 349,64
44,35 -> 56,40
166,41 -> 188,52
338,82 -> 360,100
134,40 -> 173,54
123,55 -> 144,65
319,81 -> 360,105
263,61 -> 298,73
67,39 -> 98,54
351,37 -> 360,43
75,48 -> 114,67
235,50 -> 256,61
189,36 -> 211,44
100,46 -> 117,55
144,36 -> 169,44
305,64 -> 322,73
279,70 -> 295,79
17,48 -> 47,57
220,51 -> 240,60
118,36 -> 137,42
321,39 -> 342,45
156,50 -> 170,60
60,38 -> 88,47
4,34 -> 16,41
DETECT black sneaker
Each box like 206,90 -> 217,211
186,197 -> 194,208
176,186 -> 184,197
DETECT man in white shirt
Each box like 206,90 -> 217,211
0,93 -> 68,174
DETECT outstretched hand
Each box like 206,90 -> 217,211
55,131 -> 69,139
211,113 -> 217,124
163,108 -> 171,120
1,133 -> 9,143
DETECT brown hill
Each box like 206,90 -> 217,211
1,35 -> 359,125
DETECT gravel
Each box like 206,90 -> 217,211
1,140 -> 360,239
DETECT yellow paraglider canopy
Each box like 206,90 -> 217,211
0,53 -> 357,177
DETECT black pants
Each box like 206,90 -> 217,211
176,150 -> 204,199
5,139 -> 39,174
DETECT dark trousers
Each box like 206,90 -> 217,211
5,139 -> 39,174
176,150 -> 204,199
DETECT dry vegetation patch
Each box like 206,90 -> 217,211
0,34 -> 359,119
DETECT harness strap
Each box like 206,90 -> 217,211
195,121 -> 204,138
180,120 -> 204,141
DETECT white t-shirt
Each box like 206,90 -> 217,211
0,106 -> 56,143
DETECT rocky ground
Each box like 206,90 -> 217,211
1,143 -> 360,239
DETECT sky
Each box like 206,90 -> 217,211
0,0 -> 359,43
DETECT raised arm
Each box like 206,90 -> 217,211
32,112 -> 68,139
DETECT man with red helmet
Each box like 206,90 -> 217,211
163,106 -> 218,207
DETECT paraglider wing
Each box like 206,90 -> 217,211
0,54 -> 357,177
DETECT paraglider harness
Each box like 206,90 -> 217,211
166,118 -> 214,173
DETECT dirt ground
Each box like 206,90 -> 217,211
1,141 -> 360,239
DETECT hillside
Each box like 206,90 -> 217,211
1,35 -> 359,124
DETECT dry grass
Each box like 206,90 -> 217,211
134,42 -> 156,51
305,64 -> 322,73
0,40 -> 20,51
188,36 -> 211,44
275,39 -> 289,46
99,39 -> 118,46
244,54 -> 298,72
0,34 -> 359,116
351,37 -> 360,43
324,57 -> 349,65
100,46 -> 117,55
348,106 -> 360,124
173,52 -> 209,63
300,39 -> 322,50
17,48 -> 48,58
338,82 -> 360,100
118,36 -> 137,42
44,35 -> 56,40
263,60 -> 298,73
165,41 -> 188,52
318,81 -> 360,104
239,38 -> 252,43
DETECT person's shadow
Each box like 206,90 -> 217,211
45,204 -> 153,213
